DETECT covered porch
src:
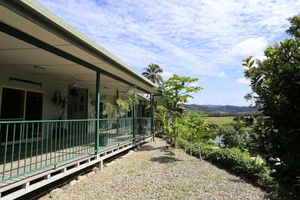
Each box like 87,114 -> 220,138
0,1 -> 157,198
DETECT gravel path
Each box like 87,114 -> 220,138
48,138 -> 268,200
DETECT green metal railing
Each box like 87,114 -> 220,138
99,118 -> 134,148
0,117 -> 151,183
135,117 -> 152,140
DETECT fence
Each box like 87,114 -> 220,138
0,117 -> 152,183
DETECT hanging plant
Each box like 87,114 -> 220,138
126,87 -> 139,106
102,102 -> 117,118
115,97 -> 130,117
51,88 -> 67,120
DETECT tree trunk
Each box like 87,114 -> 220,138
173,115 -> 179,148
198,145 -> 202,160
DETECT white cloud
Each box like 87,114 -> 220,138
237,77 -> 250,85
231,37 -> 268,58
38,0 -> 300,77
161,71 -> 173,81
37,0 -> 300,105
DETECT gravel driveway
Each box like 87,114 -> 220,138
48,138 -> 268,200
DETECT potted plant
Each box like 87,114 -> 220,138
100,97 -> 130,146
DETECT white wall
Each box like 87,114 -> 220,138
0,69 -> 137,120
0,68 -> 147,144
0,69 -> 69,120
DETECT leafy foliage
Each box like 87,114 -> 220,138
202,147 -> 276,191
286,15 -> 300,38
218,120 -> 250,149
216,117 -> 255,149
243,15 -> 300,197
51,88 -> 67,119
126,87 -> 139,106
178,111 -> 210,144
102,87 -> 139,118
176,140 -> 276,191
142,63 -> 163,84
158,75 -> 202,147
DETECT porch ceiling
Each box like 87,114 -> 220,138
0,31 -> 135,96
0,1 -> 157,94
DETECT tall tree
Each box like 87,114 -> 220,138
142,63 -> 163,84
159,75 -> 202,147
243,14 -> 300,198
286,15 -> 300,38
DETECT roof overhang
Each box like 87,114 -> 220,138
0,0 -> 158,94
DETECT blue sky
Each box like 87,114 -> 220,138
38,0 -> 300,106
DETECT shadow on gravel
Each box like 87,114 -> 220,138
140,144 -> 175,156
162,149 -> 175,156
150,156 -> 182,164
227,177 -> 245,183
139,145 -> 167,151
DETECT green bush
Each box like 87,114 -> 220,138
243,16 -> 300,198
179,140 -> 277,192
217,119 -> 251,149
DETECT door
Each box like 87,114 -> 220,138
0,88 -> 43,142
0,88 -> 25,141
25,91 -> 43,120
25,91 -> 43,138
68,87 -> 88,119
1,88 -> 25,120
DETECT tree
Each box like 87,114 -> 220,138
218,119 -> 250,149
286,15 -> 300,39
142,63 -> 163,84
159,75 -> 202,147
179,111 -> 209,144
243,15 -> 300,197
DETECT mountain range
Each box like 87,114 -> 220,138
182,104 -> 259,116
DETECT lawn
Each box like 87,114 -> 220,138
206,116 -> 234,127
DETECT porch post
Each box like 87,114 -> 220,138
95,71 -> 100,155
150,93 -> 155,141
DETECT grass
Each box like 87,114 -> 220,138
206,116 -> 234,127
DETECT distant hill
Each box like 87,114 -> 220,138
182,104 -> 259,116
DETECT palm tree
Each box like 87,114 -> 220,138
142,63 -> 163,84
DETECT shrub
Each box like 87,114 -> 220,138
179,140 -> 277,192
217,120 -> 251,149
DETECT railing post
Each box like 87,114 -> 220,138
116,90 -> 119,135
132,105 -> 136,143
150,93 -> 155,141
95,71 -> 100,155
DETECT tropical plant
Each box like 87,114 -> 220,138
102,87 -> 139,118
159,75 -> 202,147
51,88 -> 67,119
102,102 -> 117,118
178,111 -> 210,143
115,97 -> 130,117
243,15 -> 300,198
217,119 -> 250,149
126,87 -> 139,107
142,63 -> 163,84
154,105 -> 167,134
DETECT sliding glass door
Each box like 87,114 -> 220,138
0,87 -> 43,142
1,88 -> 25,121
